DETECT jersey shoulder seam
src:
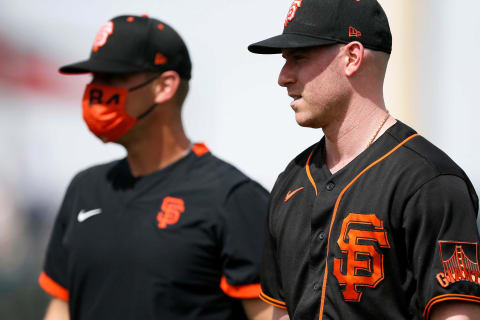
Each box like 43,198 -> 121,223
386,131 -> 457,177
403,173 -> 471,208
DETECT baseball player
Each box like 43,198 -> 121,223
247,0 -> 480,319
39,15 -> 272,320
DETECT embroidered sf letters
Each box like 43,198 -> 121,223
284,0 -> 303,27
333,213 -> 391,302
157,196 -> 185,229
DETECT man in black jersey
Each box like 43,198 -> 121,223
39,14 -> 272,320
248,0 -> 480,319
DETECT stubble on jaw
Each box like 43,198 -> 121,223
298,57 -> 351,129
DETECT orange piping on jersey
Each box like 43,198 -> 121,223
192,143 -> 210,157
424,294 -> 480,320
305,150 -> 318,196
259,290 -> 287,309
318,133 -> 420,320
220,276 -> 261,299
38,271 -> 69,301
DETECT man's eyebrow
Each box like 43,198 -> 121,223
282,50 -> 293,59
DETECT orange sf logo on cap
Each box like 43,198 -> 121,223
284,0 -> 303,27
92,21 -> 114,52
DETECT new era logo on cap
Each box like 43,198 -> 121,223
155,53 -> 167,65
248,0 -> 392,55
349,26 -> 362,38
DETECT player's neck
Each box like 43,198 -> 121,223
125,115 -> 191,177
323,100 -> 394,174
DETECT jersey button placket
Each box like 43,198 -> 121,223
326,182 -> 335,191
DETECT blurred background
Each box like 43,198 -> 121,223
0,0 -> 479,318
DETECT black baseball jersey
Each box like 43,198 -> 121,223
260,121 -> 480,319
39,143 -> 269,320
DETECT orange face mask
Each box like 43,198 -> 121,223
82,77 -> 159,142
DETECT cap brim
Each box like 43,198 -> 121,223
248,33 -> 341,54
59,59 -> 144,75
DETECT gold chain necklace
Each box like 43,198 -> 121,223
368,111 -> 389,147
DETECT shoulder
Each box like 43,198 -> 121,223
68,158 -> 124,189
389,127 -> 465,178
190,143 -> 267,195
383,121 -> 477,207
284,141 -> 318,172
384,121 -> 463,176
190,144 -> 269,219
271,141 -> 319,193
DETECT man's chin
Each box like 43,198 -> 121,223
295,115 -> 321,129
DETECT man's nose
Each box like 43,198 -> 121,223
278,62 -> 295,87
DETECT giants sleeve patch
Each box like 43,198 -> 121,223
436,241 -> 480,288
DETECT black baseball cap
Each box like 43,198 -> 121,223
248,0 -> 392,54
60,15 -> 192,79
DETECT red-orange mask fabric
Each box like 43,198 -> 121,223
82,84 -> 136,142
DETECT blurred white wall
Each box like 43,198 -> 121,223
418,0 -> 480,190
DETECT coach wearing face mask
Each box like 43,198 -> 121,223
38,14 -> 271,320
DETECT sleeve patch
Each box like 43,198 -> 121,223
220,276 -> 261,299
38,271 -> 69,301
436,241 -> 480,288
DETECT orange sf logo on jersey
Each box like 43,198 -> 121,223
157,196 -> 185,229
92,21 -> 114,52
284,0 -> 303,27
333,213 -> 391,302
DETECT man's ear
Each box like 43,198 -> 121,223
344,41 -> 365,77
152,71 -> 180,104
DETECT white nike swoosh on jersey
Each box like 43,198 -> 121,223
77,209 -> 102,222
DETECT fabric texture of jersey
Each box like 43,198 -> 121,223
260,121 -> 480,320
39,144 -> 269,320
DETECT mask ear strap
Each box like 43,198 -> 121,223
137,103 -> 158,120
129,74 -> 162,120
128,74 -> 161,92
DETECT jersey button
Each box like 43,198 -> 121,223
313,283 -> 321,291
319,232 -> 325,240
326,182 -> 335,191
